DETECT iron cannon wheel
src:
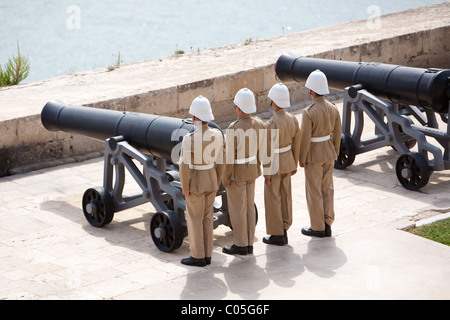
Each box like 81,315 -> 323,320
82,187 -> 114,227
150,211 -> 184,252
395,152 -> 431,191
335,134 -> 356,169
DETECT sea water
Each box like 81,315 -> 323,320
0,0 -> 445,83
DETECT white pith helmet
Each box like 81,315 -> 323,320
234,88 -> 257,114
268,82 -> 291,108
189,96 -> 214,122
305,69 -> 330,95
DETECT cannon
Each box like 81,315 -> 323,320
41,101 -> 241,252
276,53 -> 450,190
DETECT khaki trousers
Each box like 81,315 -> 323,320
304,161 -> 335,231
185,191 -> 216,259
264,173 -> 293,235
227,180 -> 256,247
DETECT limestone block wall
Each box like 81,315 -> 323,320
0,2 -> 449,175
84,25 -> 450,122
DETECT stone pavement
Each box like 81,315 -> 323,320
1,101 -> 450,300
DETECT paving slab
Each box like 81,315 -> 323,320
0,101 -> 449,300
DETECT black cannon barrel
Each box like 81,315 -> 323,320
276,53 -> 450,114
41,100 -> 220,162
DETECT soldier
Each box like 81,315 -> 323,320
263,83 -> 301,246
179,96 -> 224,267
222,88 -> 266,255
299,70 -> 342,238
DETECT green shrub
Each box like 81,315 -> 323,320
0,42 -> 30,87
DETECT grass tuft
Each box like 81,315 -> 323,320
408,218 -> 450,246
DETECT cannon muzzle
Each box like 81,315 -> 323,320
41,100 -> 221,162
276,53 -> 450,114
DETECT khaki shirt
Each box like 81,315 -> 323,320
179,123 -> 224,194
299,96 -> 342,164
264,109 -> 301,176
223,115 -> 266,186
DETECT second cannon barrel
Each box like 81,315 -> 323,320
275,53 -> 450,114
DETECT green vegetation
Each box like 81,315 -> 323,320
408,218 -> 450,246
0,42 -> 30,87
174,44 -> 185,56
244,38 -> 253,45
107,51 -> 121,71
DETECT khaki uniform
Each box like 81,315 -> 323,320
263,109 -> 301,235
299,96 -> 342,231
223,115 -> 266,247
179,123 -> 224,259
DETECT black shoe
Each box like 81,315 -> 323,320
263,235 -> 286,246
301,227 -> 326,238
325,223 -> 332,237
181,256 -> 206,267
284,230 -> 288,244
247,246 -> 253,254
205,257 -> 211,265
222,244 -> 248,255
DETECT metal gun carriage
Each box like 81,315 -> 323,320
276,53 -> 450,191
41,101 -> 252,252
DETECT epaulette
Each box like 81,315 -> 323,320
228,119 -> 239,128
253,116 -> 266,127
326,99 -> 337,106
325,99 -> 338,109
305,102 -> 316,111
